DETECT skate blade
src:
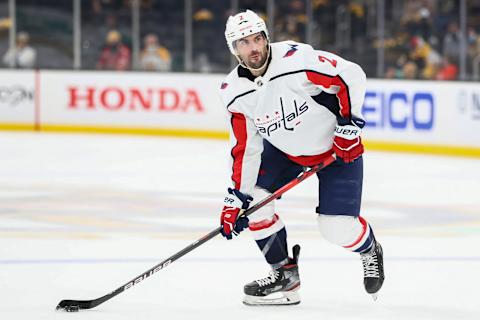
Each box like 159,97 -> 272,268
370,293 -> 378,301
243,291 -> 300,306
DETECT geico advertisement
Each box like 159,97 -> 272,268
362,80 -> 480,146
0,70 -> 35,123
40,71 -> 228,129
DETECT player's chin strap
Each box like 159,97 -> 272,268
235,44 -> 271,74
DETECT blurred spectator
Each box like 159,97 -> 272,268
436,56 -> 458,80
192,6 -> 215,71
442,21 -> 461,62
384,56 -> 405,79
194,8 -> 214,22
0,17 -> 11,30
2,32 -> 36,68
194,52 -> 212,73
410,36 -> 441,79
275,0 -> 306,42
275,15 -> 303,42
467,27 -> 480,61
384,66 -> 398,79
96,30 -> 131,71
349,1 -> 367,41
401,2 -> 435,41
139,34 -> 171,72
402,61 -> 419,79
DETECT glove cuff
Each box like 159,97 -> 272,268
224,188 -> 253,210
335,117 -> 365,140
335,124 -> 362,140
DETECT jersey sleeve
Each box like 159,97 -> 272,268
303,46 -> 367,122
227,110 -> 263,197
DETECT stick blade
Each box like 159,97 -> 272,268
56,299 -> 93,312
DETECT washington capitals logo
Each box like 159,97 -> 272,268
283,44 -> 298,58
255,97 -> 309,137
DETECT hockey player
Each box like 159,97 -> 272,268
218,10 -> 384,306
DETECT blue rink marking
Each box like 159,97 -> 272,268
1,256 -> 480,265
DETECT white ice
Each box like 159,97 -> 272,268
0,132 -> 479,320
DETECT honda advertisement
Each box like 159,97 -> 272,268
39,71 -> 227,131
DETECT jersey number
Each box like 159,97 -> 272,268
318,55 -> 337,68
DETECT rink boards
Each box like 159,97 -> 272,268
0,69 -> 479,157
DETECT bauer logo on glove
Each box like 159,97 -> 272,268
333,117 -> 365,163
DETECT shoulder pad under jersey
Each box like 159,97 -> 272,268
218,66 -> 256,109
266,41 -> 313,79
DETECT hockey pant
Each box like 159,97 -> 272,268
249,141 -> 376,268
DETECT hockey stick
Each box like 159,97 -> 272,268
56,154 -> 336,312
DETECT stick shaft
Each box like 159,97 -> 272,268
57,154 -> 336,310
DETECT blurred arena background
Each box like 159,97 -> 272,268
1,0 -> 480,79
0,1 -> 479,319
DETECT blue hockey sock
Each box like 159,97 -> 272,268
255,227 -> 289,268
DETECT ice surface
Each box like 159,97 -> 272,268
0,132 -> 479,320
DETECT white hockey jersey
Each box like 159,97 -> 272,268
218,41 -> 367,196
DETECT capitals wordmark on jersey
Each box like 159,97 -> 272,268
254,97 -> 309,137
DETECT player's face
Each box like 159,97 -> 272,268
235,33 -> 268,69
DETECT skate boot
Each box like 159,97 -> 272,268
360,241 -> 384,300
243,245 -> 301,306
